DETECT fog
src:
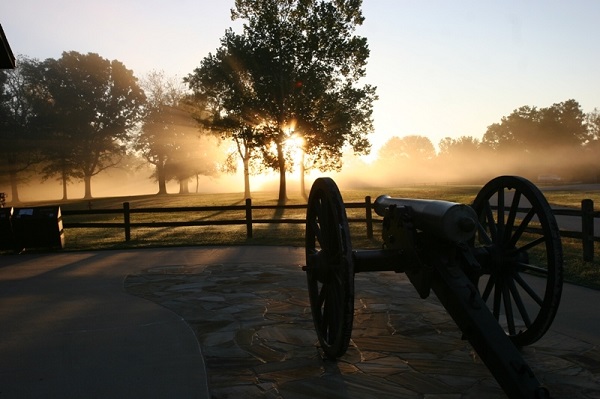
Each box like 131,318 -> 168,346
322,144 -> 598,191
2,141 -> 598,205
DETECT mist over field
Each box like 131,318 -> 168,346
7,140 -> 596,205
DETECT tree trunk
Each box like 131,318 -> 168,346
9,167 -> 20,204
83,174 -> 93,199
5,155 -> 20,204
61,168 -> 68,201
300,149 -> 307,200
179,179 -> 189,194
156,162 -> 167,195
276,141 -> 287,204
243,156 -> 251,199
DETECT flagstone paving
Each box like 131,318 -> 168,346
125,262 -> 600,398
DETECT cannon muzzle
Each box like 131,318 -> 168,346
374,196 -> 478,243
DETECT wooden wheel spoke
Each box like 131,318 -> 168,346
318,282 -> 328,307
497,188 -> 505,241
322,283 -> 336,341
309,218 -> 323,247
483,202 -> 498,242
319,208 -> 333,251
516,236 -> 546,253
477,222 -> 493,245
508,208 -> 536,248
513,273 -> 544,307
503,191 -> 522,244
518,262 -> 548,276
481,275 -> 495,302
493,280 -> 502,319
508,276 -> 532,328
321,283 -> 333,336
501,282 -> 516,335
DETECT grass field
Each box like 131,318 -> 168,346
4,183 -> 600,289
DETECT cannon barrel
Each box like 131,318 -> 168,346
374,196 -> 478,243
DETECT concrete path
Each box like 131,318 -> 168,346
1,246 -> 599,398
0,250 -> 210,399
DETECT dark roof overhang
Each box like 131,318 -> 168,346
0,24 -> 16,69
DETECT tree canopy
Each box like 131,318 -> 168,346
378,135 -> 436,162
186,0 -> 377,202
133,71 -> 219,195
482,99 -> 589,153
35,51 -> 146,198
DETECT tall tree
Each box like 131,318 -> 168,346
37,51 -> 146,199
186,0 -> 376,203
163,136 -> 220,194
0,57 -> 44,203
135,71 -> 190,194
225,126 -> 265,199
184,30 -> 265,199
134,71 -> 222,195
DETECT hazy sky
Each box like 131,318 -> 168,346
3,0 -> 600,152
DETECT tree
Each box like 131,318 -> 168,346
0,57 -> 44,203
588,108 -> 600,143
538,99 -> 589,149
186,0 -> 377,203
36,51 -> 146,199
184,31 -> 265,199
438,136 -> 480,158
159,122 -> 221,195
481,99 -> 591,181
223,126 -> 265,199
374,135 -> 436,184
481,105 -> 540,153
378,135 -> 436,163
482,100 -> 589,153
585,108 -> 600,182
134,71 -> 222,195
135,71 -> 192,194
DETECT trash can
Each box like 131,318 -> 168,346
12,206 -> 65,250
0,207 -> 14,250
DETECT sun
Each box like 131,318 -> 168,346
285,134 -> 305,165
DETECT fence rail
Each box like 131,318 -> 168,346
61,197 -> 598,261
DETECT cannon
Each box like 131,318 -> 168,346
303,176 -> 562,399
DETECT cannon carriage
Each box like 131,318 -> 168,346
303,175 -> 562,399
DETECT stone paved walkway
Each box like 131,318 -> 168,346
125,261 -> 600,399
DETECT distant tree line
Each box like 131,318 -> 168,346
373,99 -> 600,185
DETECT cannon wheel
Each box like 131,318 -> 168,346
471,176 -> 563,347
305,177 -> 354,359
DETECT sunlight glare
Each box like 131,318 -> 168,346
285,133 -> 305,165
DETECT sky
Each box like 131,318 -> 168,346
2,0 -> 600,154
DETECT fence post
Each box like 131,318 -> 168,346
365,196 -> 373,239
245,198 -> 253,239
123,202 -> 131,242
582,199 -> 594,262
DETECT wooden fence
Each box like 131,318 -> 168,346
62,197 -> 598,261
62,198 -> 374,241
